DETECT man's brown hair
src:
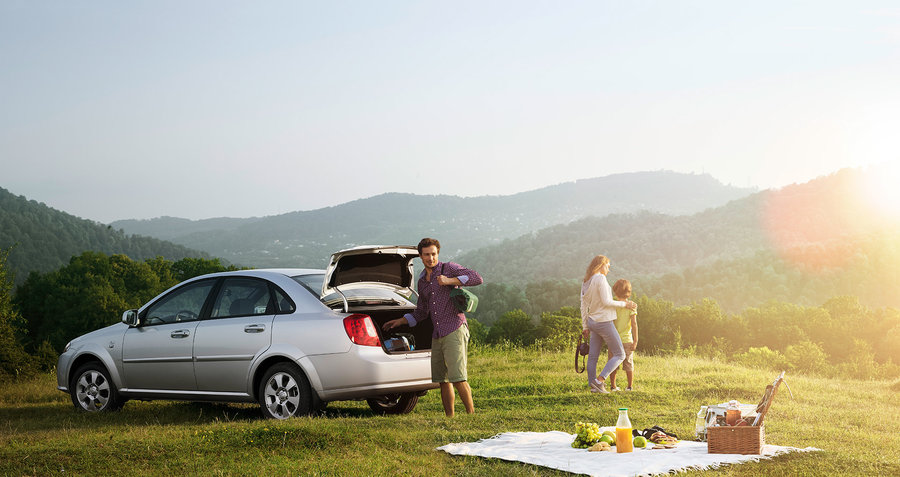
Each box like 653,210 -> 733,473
417,237 -> 441,254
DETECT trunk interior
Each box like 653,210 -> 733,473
354,307 -> 433,353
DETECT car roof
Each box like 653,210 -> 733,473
214,268 -> 324,277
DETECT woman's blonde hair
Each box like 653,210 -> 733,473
582,255 -> 609,283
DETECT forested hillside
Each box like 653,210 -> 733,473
459,168 -> 900,312
111,171 -> 753,268
0,187 -> 212,284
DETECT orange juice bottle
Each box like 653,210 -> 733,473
616,408 -> 633,453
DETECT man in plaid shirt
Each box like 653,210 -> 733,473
383,237 -> 483,416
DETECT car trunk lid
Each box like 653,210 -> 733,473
322,245 -> 419,300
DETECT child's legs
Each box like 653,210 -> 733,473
621,343 -> 635,387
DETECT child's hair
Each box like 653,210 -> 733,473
612,279 -> 632,298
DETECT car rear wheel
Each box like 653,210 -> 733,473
366,392 -> 419,415
259,362 -> 313,419
70,363 -> 124,412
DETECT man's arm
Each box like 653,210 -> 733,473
440,262 -> 483,287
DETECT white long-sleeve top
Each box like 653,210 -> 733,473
580,273 -> 627,330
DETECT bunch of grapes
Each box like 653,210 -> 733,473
571,421 -> 602,448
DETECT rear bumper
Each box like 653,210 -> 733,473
307,346 -> 437,401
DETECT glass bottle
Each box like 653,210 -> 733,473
725,400 -> 740,426
695,405 -> 708,441
616,408 -> 633,453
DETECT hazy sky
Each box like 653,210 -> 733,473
2,1 -> 899,223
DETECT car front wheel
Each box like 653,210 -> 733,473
259,362 -> 313,419
366,392 -> 419,415
70,363 -> 124,412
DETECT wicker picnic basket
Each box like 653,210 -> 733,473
707,372 -> 785,455
707,425 -> 765,455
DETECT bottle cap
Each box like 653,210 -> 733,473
619,408 -> 628,411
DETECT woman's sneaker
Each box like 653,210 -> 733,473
590,381 -> 609,394
610,386 -> 621,392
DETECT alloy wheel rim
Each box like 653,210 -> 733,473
75,370 -> 110,411
264,372 -> 300,419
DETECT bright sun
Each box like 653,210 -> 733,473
862,162 -> 900,222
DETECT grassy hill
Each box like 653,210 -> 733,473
2,349 -> 897,475
111,171 -> 753,268
458,168 -> 900,311
0,187 -> 212,285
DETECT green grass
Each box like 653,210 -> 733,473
2,348 -> 898,476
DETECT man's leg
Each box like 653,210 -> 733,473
440,382 -> 455,417
453,381 -> 474,414
441,324 -> 471,417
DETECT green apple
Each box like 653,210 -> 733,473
602,430 -> 616,445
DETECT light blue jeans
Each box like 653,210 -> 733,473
586,319 -> 625,386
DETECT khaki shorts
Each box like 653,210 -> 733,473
607,342 -> 635,372
431,324 -> 469,383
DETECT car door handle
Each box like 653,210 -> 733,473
244,324 -> 266,333
170,330 -> 191,338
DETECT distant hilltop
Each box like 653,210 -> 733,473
110,170 -> 755,268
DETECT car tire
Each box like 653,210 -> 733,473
70,362 -> 124,412
366,392 -> 419,415
259,362 -> 313,419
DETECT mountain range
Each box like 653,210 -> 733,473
111,171 -> 754,268
457,167 -> 900,311
4,167 -> 898,313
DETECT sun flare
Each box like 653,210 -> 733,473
862,162 -> 900,222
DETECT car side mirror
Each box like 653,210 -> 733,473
121,309 -> 140,327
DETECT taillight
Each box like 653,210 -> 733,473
343,314 -> 380,347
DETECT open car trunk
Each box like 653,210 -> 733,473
323,246 -> 433,354
350,306 -> 433,353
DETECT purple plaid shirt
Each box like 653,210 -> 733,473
404,261 -> 483,338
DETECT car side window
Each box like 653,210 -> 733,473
144,280 -> 215,325
273,287 -> 295,314
210,277 -> 273,318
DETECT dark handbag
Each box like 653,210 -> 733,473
575,333 -> 589,373
450,287 -> 479,313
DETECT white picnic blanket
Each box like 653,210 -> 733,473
437,431 -> 822,477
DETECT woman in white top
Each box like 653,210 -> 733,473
580,255 -> 637,394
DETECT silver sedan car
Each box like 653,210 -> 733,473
56,246 -> 437,418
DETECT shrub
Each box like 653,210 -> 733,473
733,346 -> 786,371
486,309 -> 536,346
833,339 -> 878,380
0,248 -> 37,380
534,312 -> 581,351
784,340 -> 829,375
467,318 -> 488,346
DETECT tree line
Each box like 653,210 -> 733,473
0,249 -> 237,378
3,248 -> 898,382
471,294 -> 900,380
0,187 -> 213,286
